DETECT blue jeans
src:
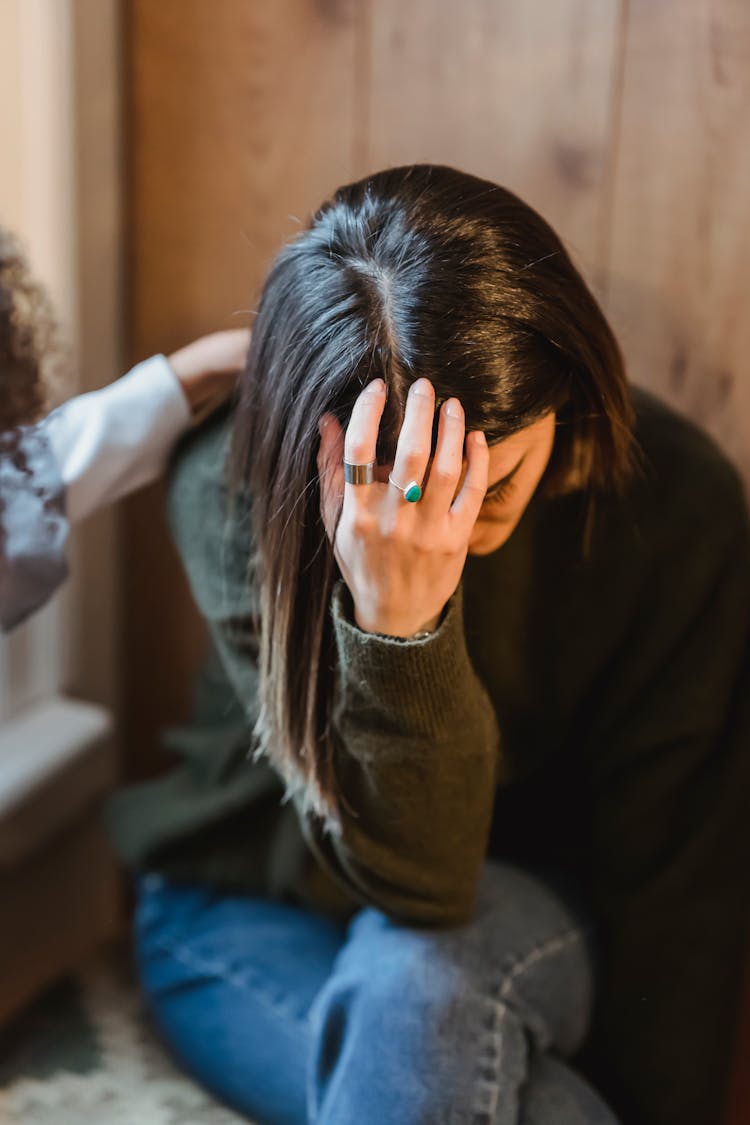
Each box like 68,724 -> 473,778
133,861 -> 619,1125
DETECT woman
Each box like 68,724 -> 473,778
0,225 -> 248,630
106,165 -> 750,1125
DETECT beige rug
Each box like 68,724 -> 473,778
0,943 -> 256,1125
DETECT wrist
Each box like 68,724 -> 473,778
179,373 -> 216,419
166,357 -> 205,414
353,607 -> 443,639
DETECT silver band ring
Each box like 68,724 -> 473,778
343,459 -> 375,485
388,474 -> 422,503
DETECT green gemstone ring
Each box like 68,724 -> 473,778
389,474 -> 422,503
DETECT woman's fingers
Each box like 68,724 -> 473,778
419,397 -> 466,518
316,376 -> 488,637
319,376 -> 486,553
343,379 -> 387,472
319,378 -> 385,542
449,429 -> 490,533
387,379 -> 436,507
317,412 -> 345,543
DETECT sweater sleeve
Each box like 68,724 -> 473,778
45,354 -> 191,524
294,579 -> 501,928
581,465 -> 750,1125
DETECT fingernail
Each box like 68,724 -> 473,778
368,378 -> 385,393
411,378 -> 433,398
445,398 -> 462,417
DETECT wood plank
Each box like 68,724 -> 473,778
364,0 -> 622,284
124,0 -> 358,773
128,0 -> 359,353
604,0 -> 750,484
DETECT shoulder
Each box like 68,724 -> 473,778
166,405 -> 255,621
627,385 -> 749,550
167,405 -> 235,520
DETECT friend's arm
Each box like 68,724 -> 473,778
47,329 -> 249,525
1,330 -> 247,631
45,354 -> 191,524
1,356 -> 189,632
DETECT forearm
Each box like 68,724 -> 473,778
298,580 -> 500,926
45,354 -> 190,523
2,354 -> 189,627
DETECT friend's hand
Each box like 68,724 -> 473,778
317,377 -> 489,638
168,328 -> 250,424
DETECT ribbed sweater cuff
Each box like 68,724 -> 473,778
330,579 -> 471,738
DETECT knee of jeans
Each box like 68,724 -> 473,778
307,929 -> 477,1119
312,916 -> 469,1018
496,922 -> 596,1055
311,909 -> 486,1051
330,883 -> 597,1058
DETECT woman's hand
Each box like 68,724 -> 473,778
168,328 -> 250,424
317,377 -> 489,638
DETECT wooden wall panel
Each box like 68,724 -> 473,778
124,0 -> 359,772
128,0 -> 359,354
604,0 -> 750,482
364,0 -> 623,285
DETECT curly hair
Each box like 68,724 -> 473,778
0,226 -> 69,430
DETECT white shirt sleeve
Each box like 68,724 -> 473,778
45,354 -> 192,524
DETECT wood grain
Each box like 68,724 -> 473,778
604,0 -> 750,483
128,0 -> 359,352
124,0 -> 358,773
364,0 -> 622,286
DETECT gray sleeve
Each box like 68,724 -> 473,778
0,424 -> 69,632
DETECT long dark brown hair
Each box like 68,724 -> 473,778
232,164 -> 634,828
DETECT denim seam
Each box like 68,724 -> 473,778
472,996 -> 509,1124
144,934 -> 312,1030
499,925 -> 584,1007
470,925 -> 585,1125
